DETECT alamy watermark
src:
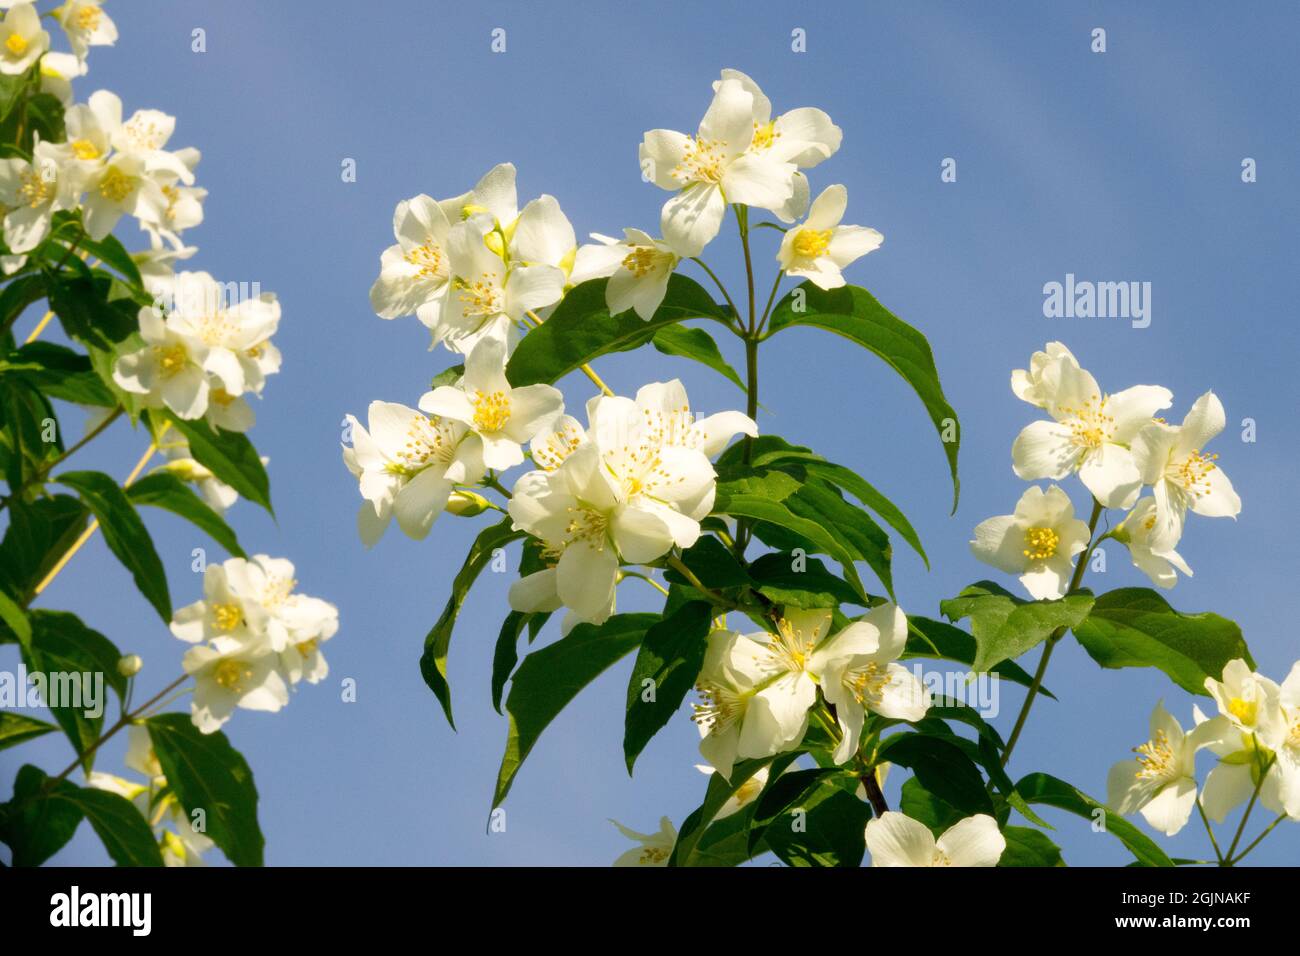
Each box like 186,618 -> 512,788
1043,273 -> 1151,328
0,664 -> 104,719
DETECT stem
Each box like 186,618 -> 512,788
28,430 -> 166,604
757,271 -> 783,336
22,309 -> 55,344
732,204 -> 761,557
525,309 -> 612,396
1196,797 -> 1225,864
48,674 -> 189,787
689,257 -> 742,329
0,406 -> 124,513
1228,812 -> 1286,865
1223,749 -> 1277,864
1000,498 -> 1104,767
665,553 -> 746,613
623,570 -> 670,597
860,768 -> 890,817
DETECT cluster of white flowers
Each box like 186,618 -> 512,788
88,726 -> 212,867
972,342 -> 1241,597
113,271 -> 282,427
1108,658 -> 1300,835
169,555 -> 338,735
692,605 -> 930,777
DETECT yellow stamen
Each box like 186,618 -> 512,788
792,228 -> 832,259
1022,526 -> 1059,561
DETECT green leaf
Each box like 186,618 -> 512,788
47,273 -> 137,349
898,778 -> 967,836
766,283 -> 961,509
1,765 -> 83,867
0,711 -> 57,751
57,470 -> 172,622
59,786 -> 163,867
651,323 -> 744,390
623,601 -> 713,773
490,610 -> 533,714
1015,772 -> 1174,867
662,533 -> 752,591
506,276 -> 730,387
0,273 -> 48,333
940,581 -> 1094,673
75,234 -> 145,289
795,460 -> 928,569
421,517 -> 525,728
746,551 -> 865,609
750,768 -> 870,867
20,610 -> 127,770
493,613 -> 654,807
999,825 -> 1065,867
877,732 -> 994,815
0,588 -> 30,649
24,93 -> 67,147
146,713 -> 263,867
1072,588 -> 1254,695
671,753 -> 801,866
127,471 -> 246,558
783,478 -> 894,597
904,615 -> 1053,699
0,494 -> 88,604
430,363 -> 465,389
1,341 -> 116,407
163,412 -> 272,514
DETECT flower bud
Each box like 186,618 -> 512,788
117,654 -> 143,677
446,490 -> 491,517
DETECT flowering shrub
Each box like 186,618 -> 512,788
350,67 -> 1294,867
0,2 -> 337,867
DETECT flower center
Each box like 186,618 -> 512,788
70,138 -> 101,160
153,344 -> 189,378
1227,697 -> 1257,726
1022,526 -> 1059,561
1171,449 -> 1219,498
78,5 -> 104,31
769,618 -> 817,674
404,240 -> 446,280
639,845 -> 669,865
673,137 -> 727,184
211,603 -> 243,632
98,166 -> 137,203
620,246 -> 668,278
564,506 -> 609,547
792,228 -> 832,259
5,33 -> 28,57
210,388 -> 236,408
751,121 -> 778,150
1134,730 -> 1177,781
386,414 -> 455,475
1058,395 -> 1115,450
455,274 -> 504,317
692,681 -> 744,735
845,661 -> 889,709
213,658 -> 251,691
296,638 -> 318,658
471,389 -> 511,433
18,168 -> 52,208
532,422 -> 584,471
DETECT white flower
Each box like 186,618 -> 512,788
812,604 -> 930,763
694,764 -> 772,819
113,305 -> 211,419
124,724 -> 161,779
1269,663 -> 1300,819
1206,658 -> 1282,737
77,150 -> 168,240
1115,496 -> 1192,589
0,3 -> 48,75
865,812 -> 1005,867
62,88 -> 119,164
970,485 -> 1091,600
38,51 -> 87,105
58,0 -> 116,60
164,272 -> 281,401
1011,341 -> 1079,409
511,193 -> 577,279
1194,704 -> 1284,825
776,185 -> 882,290
182,636 -> 289,734
572,229 -> 679,320
1011,357 -> 1172,509
418,335 -> 564,471
640,76 -> 798,256
1107,701 -> 1217,836
456,161 -> 518,232
441,213 -> 564,352
342,400 -> 485,545
611,816 -> 676,867
713,69 -> 842,223
0,140 -> 78,252
1132,391 -> 1241,552
170,558 -> 273,645
692,627 -> 771,779
369,193 -> 456,329
132,242 -> 197,298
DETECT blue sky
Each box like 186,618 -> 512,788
5,0 -> 1298,865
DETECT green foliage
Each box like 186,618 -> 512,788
147,714 -> 264,867
940,580 -> 1094,673
1015,772 -> 1173,867
651,323 -> 745,390
1072,588 -> 1253,695
623,600 -> 713,772
162,412 -> 273,514
128,471 -> 246,559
